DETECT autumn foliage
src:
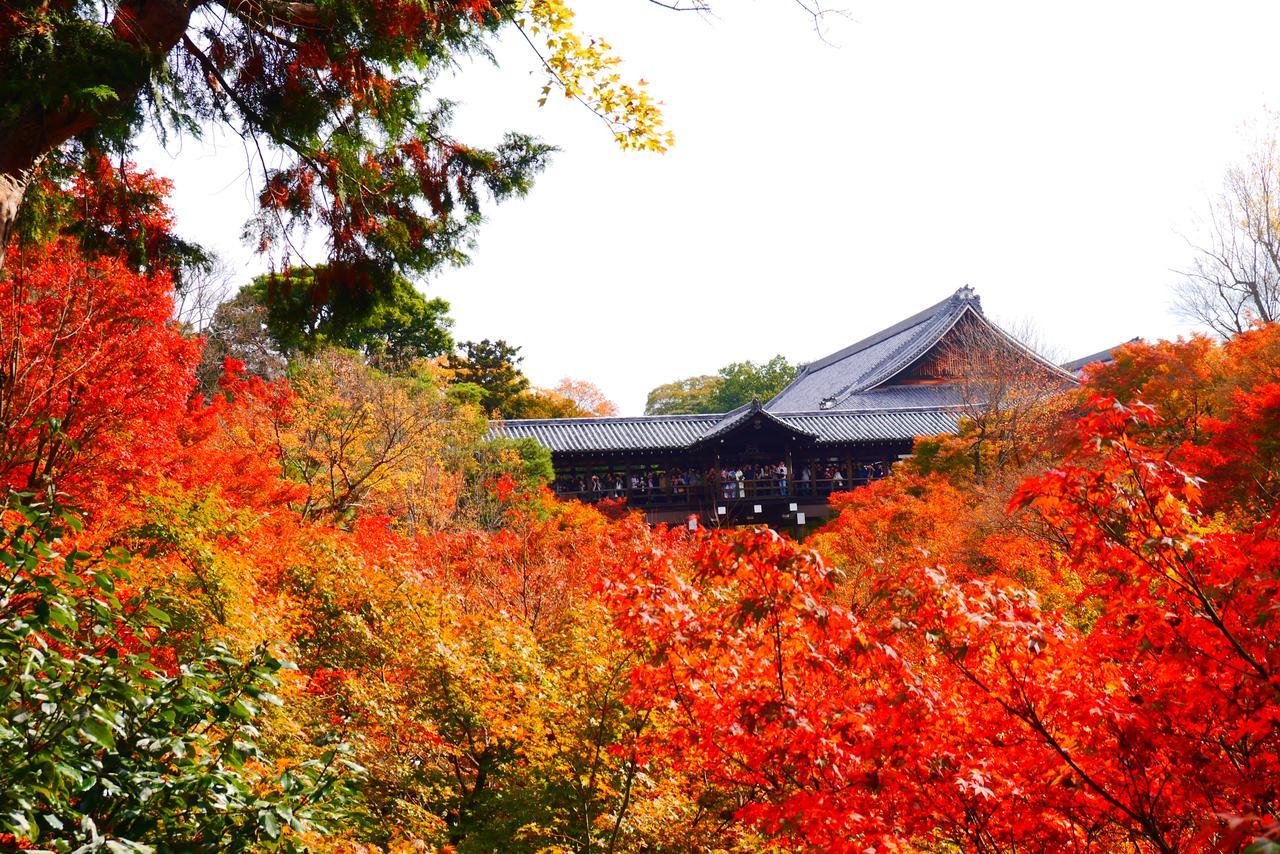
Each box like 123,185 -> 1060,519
3,196 -> 1280,851
586,339 -> 1276,852
26,1 -> 1280,847
0,239 -> 199,502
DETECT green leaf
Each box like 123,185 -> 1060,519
77,85 -> 120,104
261,809 -> 280,839
80,718 -> 116,750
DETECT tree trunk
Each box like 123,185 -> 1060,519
0,169 -> 32,271
0,115 -> 62,271
0,0 -> 193,272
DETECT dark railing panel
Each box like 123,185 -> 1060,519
552,475 -> 881,508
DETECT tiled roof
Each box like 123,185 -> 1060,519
491,407 -> 960,453
764,289 -> 975,412
830,385 -> 968,411
1062,337 -> 1140,375
766,286 -> 1075,412
691,399 -> 820,445
493,287 -> 1069,455
495,413 -> 722,452
781,408 -> 961,442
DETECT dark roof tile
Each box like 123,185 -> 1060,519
766,286 -> 1075,412
491,407 -> 961,452
765,287 -> 978,412
494,413 -> 721,452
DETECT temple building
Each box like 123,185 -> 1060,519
494,287 -> 1080,529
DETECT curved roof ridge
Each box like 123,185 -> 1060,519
764,287 -> 981,413
803,288 -> 968,374
978,318 -> 1081,385
811,295 -> 973,409
843,300 -> 975,398
774,403 -> 966,417
823,291 -> 1077,409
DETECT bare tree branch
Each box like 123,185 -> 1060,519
1174,138 -> 1280,337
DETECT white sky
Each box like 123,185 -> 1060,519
138,0 -> 1280,414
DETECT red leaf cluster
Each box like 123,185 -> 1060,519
0,240 -> 198,503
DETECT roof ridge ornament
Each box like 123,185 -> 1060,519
955,284 -> 977,301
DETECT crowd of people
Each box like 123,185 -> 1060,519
553,460 -> 892,501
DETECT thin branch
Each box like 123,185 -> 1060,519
513,23 -> 621,137
645,0 -> 710,10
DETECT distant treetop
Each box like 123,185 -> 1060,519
644,356 -> 799,415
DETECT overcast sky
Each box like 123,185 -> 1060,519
138,0 -> 1280,414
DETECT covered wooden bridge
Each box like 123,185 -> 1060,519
494,287 -> 1079,529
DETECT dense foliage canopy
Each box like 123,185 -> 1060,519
443,338 -> 616,418
644,355 -> 798,414
5,202 -> 1279,848
226,268 -> 455,370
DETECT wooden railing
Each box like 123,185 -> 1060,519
552,476 -> 877,508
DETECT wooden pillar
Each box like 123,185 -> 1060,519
784,441 -> 795,499
713,449 -> 722,507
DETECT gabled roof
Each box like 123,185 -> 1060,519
690,399 -> 819,447
765,287 -> 1075,413
764,287 -> 977,412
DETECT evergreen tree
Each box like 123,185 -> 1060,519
446,339 -> 532,417
0,0 -> 672,271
